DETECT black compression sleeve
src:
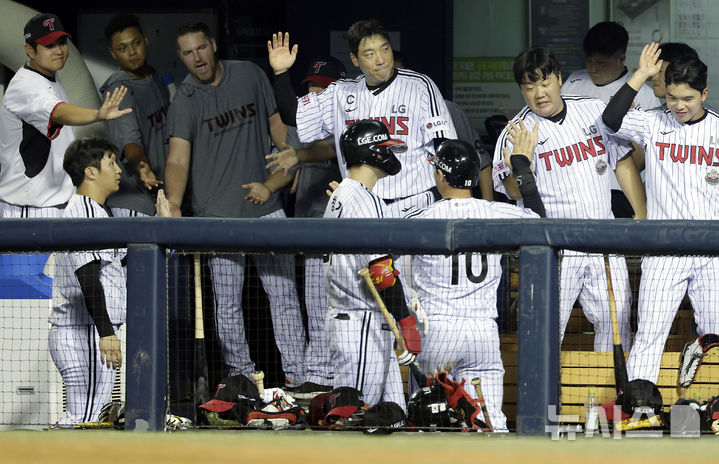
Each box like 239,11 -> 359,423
75,260 -> 114,338
272,71 -> 298,126
378,282 -> 411,322
602,83 -> 638,132
510,154 -> 546,218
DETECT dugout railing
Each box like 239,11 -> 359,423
2,217 -> 718,435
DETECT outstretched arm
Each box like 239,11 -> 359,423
503,120 -> 546,217
268,32 -> 300,126
603,43 -> 662,132
52,86 -> 132,126
164,137 -> 191,217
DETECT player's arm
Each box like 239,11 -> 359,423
503,120 -> 546,217
267,32 -> 299,126
478,166 -> 494,201
242,170 -> 294,205
603,43 -> 662,132
265,139 -> 336,175
368,256 -> 421,355
124,143 -> 162,190
75,260 -> 121,370
615,154 -> 647,219
164,137 -> 192,217
51,86 -> 132,126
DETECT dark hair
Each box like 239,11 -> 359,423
513,48 -> 561,85
175,22 -> 212,47
583,21 -> 628,57
105,14 -> 143,43
63,137 -> 116,187
658,42 -> 698,64
347,19 -> 390,56
665,56 -> 707,93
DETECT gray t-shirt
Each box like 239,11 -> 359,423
101,70 -> 171,215
286,128 -> 340,218
167,60 -> 281,218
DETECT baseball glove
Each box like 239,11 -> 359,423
678,334 -> 719,388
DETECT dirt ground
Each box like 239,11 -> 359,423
0,430 -> 717,464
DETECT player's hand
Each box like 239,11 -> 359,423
155,189 -> 173,217
242,182 -> 271,204
265,144 -> 299,175
137,161 -> 162,190
325,180 -> 340,197
98,86 -> 133,121
397,349 -> 416,366
267,32 -> 298,75
637,42 -> 663,79
503,120 -> 539,167
290,169 -> 300,194
407,288 -> 429,337
99,335 -> 122,370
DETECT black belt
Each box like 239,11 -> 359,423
384,186 -> 440,205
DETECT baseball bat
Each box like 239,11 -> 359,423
471,377 -> 493,432
358,268 -> 428,387
193,254 -> 210,406
605,254 -> 628,395
251,371 -> 265,398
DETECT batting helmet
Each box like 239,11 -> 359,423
431,139 -> 481,188
407,385 -> 461,429
340,119 -> 404,175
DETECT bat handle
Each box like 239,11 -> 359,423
471,377 -> 493,432
251,371 -> 265,398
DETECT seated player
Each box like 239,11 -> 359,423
324,119 -> 421,412
49,137 -> 171,426
407,121 -> 546,432
602,43 -> 719,384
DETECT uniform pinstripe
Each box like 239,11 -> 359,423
323,178 -> 406,410
296,68 -> 456,213
609,106 -> 719,382
49,194 -> 126,422
408,197 -> 539,431
492,97 -> 632,351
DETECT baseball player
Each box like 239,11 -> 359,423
0,13 -> 131,219
101,14 -> 171,217
257,57 -> 346,397
493,48 -> 646,351
408,121 -> 546,432
164,22 -> 307,387
561,21 -> 660,218
267,19 -> 457,218
650,43 -> 699,100
324,119 -> 421,411
602,43 -> 719,383
49,137 -> 171,426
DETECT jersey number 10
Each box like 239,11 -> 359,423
451,253 -> 488,285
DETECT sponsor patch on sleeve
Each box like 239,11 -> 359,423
422,116 -> 451,134
493,159 -> 510,180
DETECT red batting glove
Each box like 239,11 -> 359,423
398,314 -> 421,354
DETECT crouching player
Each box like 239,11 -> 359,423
49,137 -> 172,426
324,120 -> 421,413
407,121 -> 546,431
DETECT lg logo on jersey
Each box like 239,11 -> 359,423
582,125 -> 599,136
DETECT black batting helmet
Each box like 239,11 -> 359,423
340,119 -> 404,175
407,385 -> 461,430
431,139 -> 481,188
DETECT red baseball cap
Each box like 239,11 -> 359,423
24,13 -> 71,47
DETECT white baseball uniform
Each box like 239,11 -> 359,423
562,69 -> 660,199
49,194 -> 126,423
323,178 -> 406,411
0,65 -> 75,216
407,197 -> 540,431
606,105 -> 719,383
296,68 -> 457,217
493,96 -> 633,351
